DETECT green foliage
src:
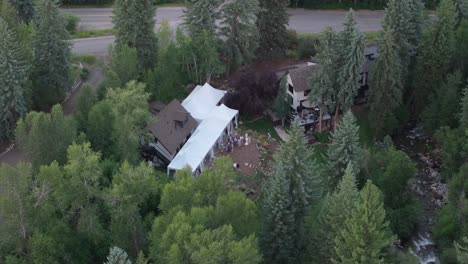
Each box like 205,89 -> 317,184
183,0 -> 221,37
30,231 -> 60,264
256,0 -> 289,59
107,45 -> 139,88
63,13 -> 80,34
0,162 -> 34,256
86,100 -> 115,157
9,0 -> 34,23
16,105 -> 76,168
145,43 -> 186,102
455,19 -> 468,77
105,247 -> 132,264
106,81 -> 151,163
72,53 -> 97,64
32,0 -> 71,110
461,86 -> 468,129
323,111 -> 364,191
0,17 -> 30,140
274,75 -> 291,123
333,180 -> 396,264
367,146 -> 420,239
455,236 -> 468,263
309,27 -> 338,131
112,0 -> 157,71
423,72 -> 464,131
308,164 -> 359,264
337,10 -> 365,111
262,120 -> 319,263
74,84 -> 96,132
413,0 -> 457,114
434,127 -> 468,178
149,157 -> 261,264
368,29 -> 403,137
219,0 -> 260,73
107,162 -> 163,257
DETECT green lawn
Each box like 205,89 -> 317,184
241,117 -> 281,142
72,54 -> 97,65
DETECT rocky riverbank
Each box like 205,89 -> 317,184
394,125 -> 448,264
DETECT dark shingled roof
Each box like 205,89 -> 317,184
149,101 -> 166,115
148,100 -> 198,156
289,64 -> 320,92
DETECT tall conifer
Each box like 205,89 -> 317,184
256,0 -> 290,59
0,17 -> 29,139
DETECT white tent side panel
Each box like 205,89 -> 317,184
168,104 -> 239,173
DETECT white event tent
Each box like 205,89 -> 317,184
182,83 -> 226,122
167,83 -> 239,175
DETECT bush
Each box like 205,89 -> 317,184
440,247 -> 459,264
80,67 -> 90,80
297,33 -> 320,59
64,13 -> 80,34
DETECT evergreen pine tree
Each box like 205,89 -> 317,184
333,180 -> 396,264
113,0 -> 157,71
407,0 -> 425,49
413,0 -> 457,114
368,29 -> 403,137
219,0 -> 260,74
325,111 -> 364,192
256,0 -> 289,59
1,0 -> 18,28
9,0 -> 34,23
0,17 -> 29,140
309,27 -> 338,132
382,0 -> 412,81
105,247 -> 132,264
261,164 -> 296,264
336,10 -> 364,124
32,0 -> 71,110
461,85 -> 468,129
313,164 -> 359,264
262,120 -> 319,263
423,72 -> 463,130
274,75 -> 291,127
183,0 -> 221,38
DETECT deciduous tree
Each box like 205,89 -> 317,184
16,105 -> 76,168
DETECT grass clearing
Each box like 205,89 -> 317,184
241,117 -> 281,142
72,28 -> 117,39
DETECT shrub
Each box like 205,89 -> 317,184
64,13 -> 80,34
297,33 -> 320,59
80,67 -> 90,80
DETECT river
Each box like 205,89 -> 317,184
393,125 -> 449,264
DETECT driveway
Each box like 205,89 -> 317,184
66,7 -> 384,55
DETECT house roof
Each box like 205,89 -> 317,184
288,63 -> 320,92
148,100 -> 198,156
149,101 -> 166,115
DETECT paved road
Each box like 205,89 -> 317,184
65,7 -> 384,55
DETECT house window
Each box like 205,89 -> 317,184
288,94 -> 294,106
304,89 -> 311,97
288,84 -> 294,94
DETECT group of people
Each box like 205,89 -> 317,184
221,133 -> 250,153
